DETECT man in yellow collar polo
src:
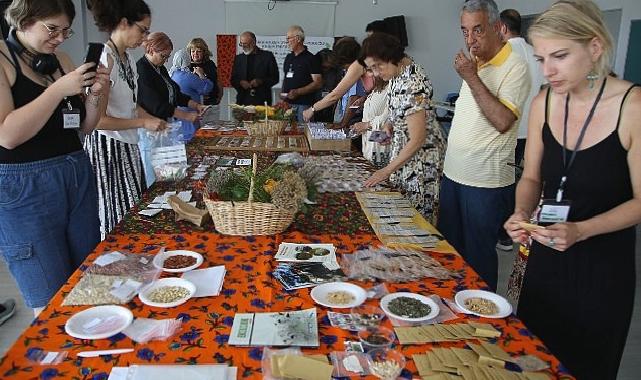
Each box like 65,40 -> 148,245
437,0 -> 531,291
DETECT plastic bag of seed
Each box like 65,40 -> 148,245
62,251 -> 162,306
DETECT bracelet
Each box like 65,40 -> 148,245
310,105 -> 316,112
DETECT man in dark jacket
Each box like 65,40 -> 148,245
231,31 -> 279,105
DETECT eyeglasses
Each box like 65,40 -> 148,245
41,22 -> 74,39
286,36 -> 298,41
159,52 -> 171,60
238,42 -> 253,48
134,22 -> 150,36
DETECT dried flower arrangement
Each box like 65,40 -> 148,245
230,102 -> 294,122
205,163 -> 310,212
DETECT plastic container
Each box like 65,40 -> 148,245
357,326 -> 395,352
350,304 -> 385,328
366,348 -> 406,379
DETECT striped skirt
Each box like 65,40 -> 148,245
84,131 -> 146,239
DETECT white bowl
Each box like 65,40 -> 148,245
310,282 -> 367,309
380,292 -> 440,322
153,250 -> 203,273
139,278 -> 196,308
65,305 -> 133,340
454,289 -> 513,318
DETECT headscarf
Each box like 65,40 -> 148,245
169,48 -> 191,77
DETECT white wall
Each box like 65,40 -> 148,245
333,0 -> 463,101
497,0 -> 641,78
63,0 -> 639,107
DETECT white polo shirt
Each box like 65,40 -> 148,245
444,43 -> 531,188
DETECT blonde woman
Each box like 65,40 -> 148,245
187,38 -> 222,107
504,1 -> 641,378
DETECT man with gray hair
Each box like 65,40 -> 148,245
231,31 -> 279,105
437,0 -> 531,291
281,25 -> 322,122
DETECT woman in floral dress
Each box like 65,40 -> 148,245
362,33 -> 446,224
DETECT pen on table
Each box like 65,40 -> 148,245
77,348 -> 134,358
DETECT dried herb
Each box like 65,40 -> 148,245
365,334 -> 390,345
387,296 -> 431,318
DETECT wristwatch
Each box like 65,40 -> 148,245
310,105 -> 316,112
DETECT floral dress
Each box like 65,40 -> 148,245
387,59 -> 446,224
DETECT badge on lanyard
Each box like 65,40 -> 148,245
62,99 -> 80,129
539,199 -> 571,224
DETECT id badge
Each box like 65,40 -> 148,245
538,199 -> 571,224
62,108 -> 81,129
286,70 -> 294,78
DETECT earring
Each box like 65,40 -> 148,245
586,70 -> 599,89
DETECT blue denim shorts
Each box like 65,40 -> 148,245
0,151 -> 100,308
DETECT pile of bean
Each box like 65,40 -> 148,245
147,286 -> 190,303
163,255 -> 197,269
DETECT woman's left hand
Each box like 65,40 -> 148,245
88,65 -> 112,97
364,167 -> 392,187
530,222 -> 583,252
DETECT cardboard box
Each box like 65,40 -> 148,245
304,124 -> 351,152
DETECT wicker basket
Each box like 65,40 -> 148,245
204,154 -> 295,235
244,119 -> 288,137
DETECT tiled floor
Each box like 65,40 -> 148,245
1,228 -> 640,378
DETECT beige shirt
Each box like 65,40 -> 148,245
444,43 -> 531,188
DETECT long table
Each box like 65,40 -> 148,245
0,134 -> 573,379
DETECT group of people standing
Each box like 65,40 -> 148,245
0,0 -> 639,378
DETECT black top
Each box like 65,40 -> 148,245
191,59 -> 219,105
0,44 -> 85,164
282,47 -> 321,106
137,56 -> 190,120
231,47 -> 279,105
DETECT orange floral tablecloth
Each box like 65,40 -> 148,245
0,231 -> 573,379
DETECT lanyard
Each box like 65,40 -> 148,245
109,39 -> 137,103
556,77 -> 607,202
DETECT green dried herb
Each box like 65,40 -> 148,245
387,296 -> 431,318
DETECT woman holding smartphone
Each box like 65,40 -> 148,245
85,0 -> 166,239
0,0 -> 110,314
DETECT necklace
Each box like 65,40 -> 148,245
109,38 -> 136,103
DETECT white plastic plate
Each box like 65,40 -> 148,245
310,282 -> 367,309
454,289 -> 513,318
65,305 -> 133,340
153,250 -> 203,273
380,292 -> 440,322
138,278 -> 196,308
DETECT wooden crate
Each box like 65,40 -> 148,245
304,124 -> 351,152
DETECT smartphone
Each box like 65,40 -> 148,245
368,130 -> 389,143
83,42 -> 104,73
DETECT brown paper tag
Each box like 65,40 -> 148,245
469,322 -> 501,338
280,354 -> 334,380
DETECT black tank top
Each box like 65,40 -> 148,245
0,43 -> 85,163
539,84 -> 637,222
